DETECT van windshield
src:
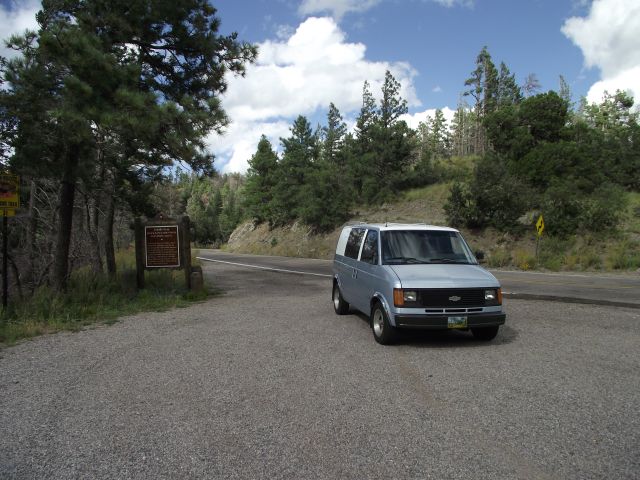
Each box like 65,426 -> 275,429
381,230 -> 477,265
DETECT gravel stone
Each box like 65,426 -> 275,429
1,261 -> 638,479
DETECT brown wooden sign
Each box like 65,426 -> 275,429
133,216 -> 192,289
145,225 -> 180,268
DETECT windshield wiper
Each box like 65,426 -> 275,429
385,257 -> 424,264
428,258 -> 469,264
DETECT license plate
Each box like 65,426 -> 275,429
448,316 -> 467,329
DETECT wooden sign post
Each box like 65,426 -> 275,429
134,215 -> 192,290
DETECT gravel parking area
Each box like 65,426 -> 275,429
1,261 -> 638,479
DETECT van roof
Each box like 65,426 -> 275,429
347,223 -> 460,233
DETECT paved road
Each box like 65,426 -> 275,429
1,257 -> 639,479
198,250 -> 640,308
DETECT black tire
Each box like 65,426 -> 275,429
471,326 -> 500,341
332,282 -> 349,315
371,302 -> 396,345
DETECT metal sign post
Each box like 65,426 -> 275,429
2,213 -> 7,309
535,214 -> 545,262
0,174 -> 19,310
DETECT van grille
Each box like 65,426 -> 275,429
416,289 -> 485,307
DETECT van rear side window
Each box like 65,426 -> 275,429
344,229 -> 365,259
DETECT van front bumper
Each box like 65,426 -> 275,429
394,312 -> 506,329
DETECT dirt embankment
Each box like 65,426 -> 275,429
224,187 -> 452,259
224,185 -> 640,272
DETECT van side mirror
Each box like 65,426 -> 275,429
475,250 -> 485,261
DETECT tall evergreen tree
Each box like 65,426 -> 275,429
2,0 -> 257,289
243,135 -> 279,224
350,81 -> 379,197
271,116 -> 318,225
464,46 -> 499,153
362,70 -> 413,202
497,62 -> 522,106
380,70 -> 408,129
322,103 -> 347,165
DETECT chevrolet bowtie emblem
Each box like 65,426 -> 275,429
449,296 -> 461,302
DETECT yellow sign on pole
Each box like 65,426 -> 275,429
536,214 -> 545,236
0,174 -> 20,211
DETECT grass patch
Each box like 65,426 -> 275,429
606,240 -> 640,270
486,248 -> 511,268
403,182 -> 452,202
623,191 -> 640,235
513,249 -> 537,271
0,249 -> 210,346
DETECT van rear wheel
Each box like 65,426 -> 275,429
471,326 -> 500,341
371,303 -> 396,345
332,283 -> 349,315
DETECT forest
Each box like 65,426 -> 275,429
0,2 -> 639,333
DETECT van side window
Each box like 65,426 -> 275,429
360,230 -> 379,264
344,229 -> 365,259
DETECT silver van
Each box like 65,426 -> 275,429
332,223 -> 506,344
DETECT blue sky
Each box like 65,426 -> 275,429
217,0 -> 598,110
2,0 -> 639,172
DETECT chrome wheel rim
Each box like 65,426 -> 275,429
333,286 -> 340,309
373,309 -> 384,337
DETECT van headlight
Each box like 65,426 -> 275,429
403,290 -> 417,302
393,289 -> 418,307
485,288 -> 502,306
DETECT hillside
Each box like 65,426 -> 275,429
224,184 -> 640,272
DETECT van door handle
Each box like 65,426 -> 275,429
352,268 -> 357,279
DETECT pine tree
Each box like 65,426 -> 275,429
243,135 -> 279,224
271,116 -> 318,225
350,81 -> 379,198
497,62 -> 522,106
362,70 -> 413,203
380,70 -> 408,129
464,46 -> 499,154
322,103 -> 347,165
2,0 -> 257,289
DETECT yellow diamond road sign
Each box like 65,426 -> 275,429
536,214 -> 545,236
0,174 -> 19,211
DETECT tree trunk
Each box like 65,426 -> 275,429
84,191 -> 103,274
52,147 -> 79,292
104,191 -> 116,278
25,179 -> 38,294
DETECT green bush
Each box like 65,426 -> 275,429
444,155 -> 530,230
542,182 -> 626,236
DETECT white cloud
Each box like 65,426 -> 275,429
562,0 -> 640,104
298,0 -> 473,20
0,0 -> 40,59
211,16 -> 421,172
298,0 -> 381,20
400,107 -> 455,130
211,120 -> 291,174
430,0 -> 474,7
585,66 -> 640,105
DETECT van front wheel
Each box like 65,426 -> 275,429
371,303 -> 396,345
332,283 -> 349,315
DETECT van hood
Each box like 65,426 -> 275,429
389,264 -> 500,289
